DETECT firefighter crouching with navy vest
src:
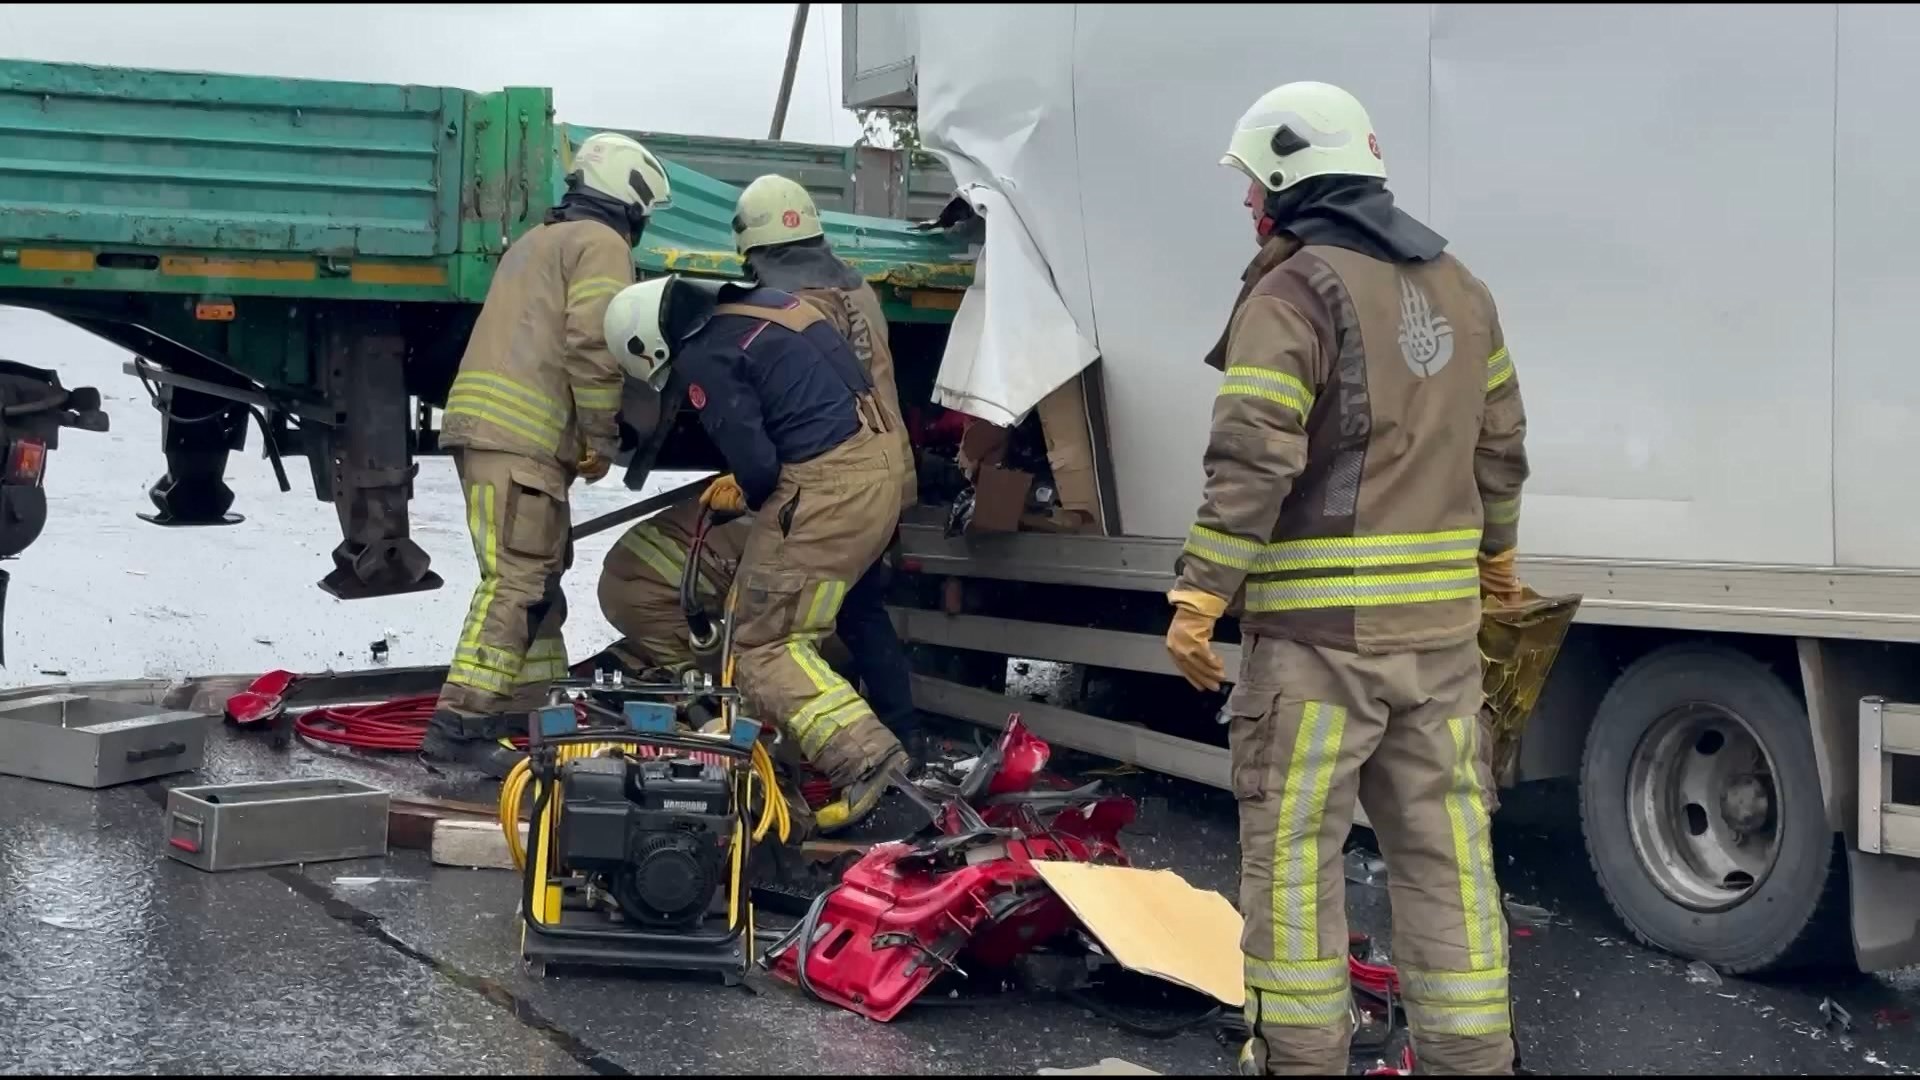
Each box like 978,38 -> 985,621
731,173 -> 922,752
1162,82 -> 1529,1076
603,274 -> 912,834
422,133 -> 672,778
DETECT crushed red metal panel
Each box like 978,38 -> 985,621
767,716 -> 1135,1022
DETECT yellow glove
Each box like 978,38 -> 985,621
701,474 -> 747,514
1479,547 -> 1525,608
1165,588 -> 1229,692
576,449 -> 610,483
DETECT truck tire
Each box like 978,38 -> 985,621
1579,642 -> 1848,973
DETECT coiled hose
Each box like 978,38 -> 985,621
291,694 -> 531,753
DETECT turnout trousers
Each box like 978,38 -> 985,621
1230,633 -> 1513,1076
435,449 -> 571,734
729,426 -> 903,786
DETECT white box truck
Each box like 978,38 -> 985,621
842,3 -> 1920,975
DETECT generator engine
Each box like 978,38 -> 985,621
556,755 -> 735,930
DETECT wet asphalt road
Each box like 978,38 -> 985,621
3,718 -> 1919,1076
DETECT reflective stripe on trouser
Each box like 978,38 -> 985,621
597,535 -> 703,673
437,449 -> 572,726
1229,633 -> 1512,1076
728,427 -> 903,787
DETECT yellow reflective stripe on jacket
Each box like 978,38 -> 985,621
1485,347 -> 1514,392
1253,529 -> 1481,572
1446,716 -> 1505,970
571,384 -> 623,411
1272,701 -> 1346,961
1220,365 -> 1313,419
452,371 -> 566,423
567,275 -> 626,305
1484,497 -> 1520,527
446,372 -> 568,453
1246,568 -> 1479,612
1184,524 -> 1262,571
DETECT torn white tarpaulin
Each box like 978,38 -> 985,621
930,186 -> 1098,426
913,3 -> 1099,427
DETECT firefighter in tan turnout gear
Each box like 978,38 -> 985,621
732,174 -> 921,750
1164,82 -> 1527,1075
604,274 -> 911,833
596,498 -> 751,674
423,132 -> 672,777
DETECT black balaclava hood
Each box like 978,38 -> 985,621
1263,174 -> 1446,263
742,235 -> 863,292
548,184 -> 645,246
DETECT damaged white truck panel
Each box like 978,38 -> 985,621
890,3 -> 1920,571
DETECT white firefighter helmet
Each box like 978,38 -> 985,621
572,132 -> 673,214
1220,81 -> 1387,193
605,277 -> 677,390
732,174 -> 824,254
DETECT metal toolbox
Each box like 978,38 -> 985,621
164,777 -> 390,873
0,693 -> 210,788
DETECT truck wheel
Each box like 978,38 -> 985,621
1580,643 -> 1848,973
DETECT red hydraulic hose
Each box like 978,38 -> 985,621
292,695 -> 529,752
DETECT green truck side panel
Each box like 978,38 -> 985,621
0,58 -> 972,390
0,60 -> 463,258
623,130 -> 952,219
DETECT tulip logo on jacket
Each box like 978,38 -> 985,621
1396,274 -> 1454,377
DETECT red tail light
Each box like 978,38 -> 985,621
6,439 -> 45,485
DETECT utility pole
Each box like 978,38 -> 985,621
769,2 -> 810,141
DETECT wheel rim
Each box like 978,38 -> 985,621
1625,702 -> 1782,912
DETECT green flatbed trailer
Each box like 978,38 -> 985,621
0,58 -> 969,598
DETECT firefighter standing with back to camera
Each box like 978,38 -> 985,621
730,173 -> 920,750
1163,82 -> 1528,1075
423,132 -> 672,777
602,272 -> 910,834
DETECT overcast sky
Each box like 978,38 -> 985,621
0,3 -> 856,144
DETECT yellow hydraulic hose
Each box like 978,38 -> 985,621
499,736 -> 789,873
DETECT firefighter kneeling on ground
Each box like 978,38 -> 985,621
1163,82 -> 1528,1075
596,498 -> 751,676
603,273 -> 911,834
732,173 -> 922,752
423,132 -> 672,778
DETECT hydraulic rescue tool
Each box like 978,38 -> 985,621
501,507 -> 790,981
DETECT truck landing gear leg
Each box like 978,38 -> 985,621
140,389 -> 246,527
314,322 -> 441,600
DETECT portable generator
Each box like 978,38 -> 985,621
501,509 -> 789,982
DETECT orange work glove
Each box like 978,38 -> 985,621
576,449 -> 611,483
701,474 -> 747,515
1165,588 -> 1229,692
1479,547 -> 1525,608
